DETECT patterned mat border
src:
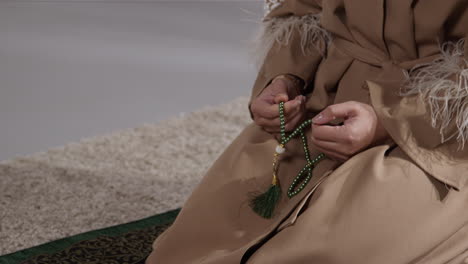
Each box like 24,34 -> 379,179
0,209 -> 180,264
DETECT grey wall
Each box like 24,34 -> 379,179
0,1 -> 263,161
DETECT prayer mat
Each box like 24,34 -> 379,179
0,209 -> 180,264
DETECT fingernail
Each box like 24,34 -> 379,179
312,114 -> 322,122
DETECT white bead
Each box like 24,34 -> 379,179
275,145 -> 285,154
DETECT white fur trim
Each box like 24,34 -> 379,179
401,38 -> 468,149
252,13 -> 331,68
264,0 -> 284,18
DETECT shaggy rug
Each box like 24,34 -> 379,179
0,96 -> 251,256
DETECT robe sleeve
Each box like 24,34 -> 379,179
248,0 -> 331,120
366,36 -> 468,189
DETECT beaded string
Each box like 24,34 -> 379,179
278,101 -> 326,198
250,101 -> 326,219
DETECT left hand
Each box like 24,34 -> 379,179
250,76 -> 307,135
310,101 -> 391,162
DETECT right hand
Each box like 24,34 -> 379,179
250,76 -> 307,135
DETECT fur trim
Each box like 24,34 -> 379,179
252,13 -> 331,68
400,38 -> 468,149
264,0 -> 284,18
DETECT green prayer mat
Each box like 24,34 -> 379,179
0,209 -> 180,264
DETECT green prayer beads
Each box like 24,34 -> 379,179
250,101 -> 326,219
277,102 -> 326,198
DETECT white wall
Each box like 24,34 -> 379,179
0,1 -> 263,161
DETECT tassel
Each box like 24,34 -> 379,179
248,101 -> 326,219
250,145 -> 283,219
249,174 -> 282,219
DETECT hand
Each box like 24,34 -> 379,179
250,76 -> 307,136
310,101 -> 391,162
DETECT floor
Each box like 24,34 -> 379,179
0,0 -> 263,161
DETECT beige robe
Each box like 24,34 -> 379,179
147,0 -> 468,263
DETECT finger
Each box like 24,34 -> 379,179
265,100 -> 305,131
255,116 -> 280,130
273,95 -> 301,116
263,126 -> 281,134
284,101 -> 303,121
284,97 -> 303,115
278,99 -> 302,124
261,121 -> 279,131
312,101 -> 360,125
252,99 -> 280,119
311,123 -> 348,142
256,95 -> 306,129
262,126 -> 281,135
261,113 -> 306,134
285,111 -> 306,132
256,94 -> 305,120
319,149 -> 348,162
258,98 -> 300,122
310,138 -> 349,162
274,93 -> 289,104
310,136 -> 351,156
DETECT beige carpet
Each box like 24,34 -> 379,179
0,96 -> 251,255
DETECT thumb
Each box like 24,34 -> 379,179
312,102 -> 358,125
274,93 -> 289,104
